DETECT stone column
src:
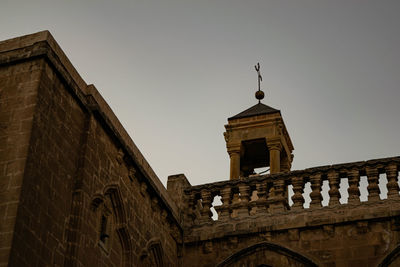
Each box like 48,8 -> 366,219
269,179 -> 286,213
309,173 -> 323,208
267,140 -> 282,174
386,164 -> 399,199
348,169 -> 360,205
218,187 -> 232,220
366,167 -> 380,202
237,183 -> 250,217
291,176 -> 304,210
255,182 -> 268,214
327,171 -> 340,206
228,144 -> 241,180
199,190 -> 212,223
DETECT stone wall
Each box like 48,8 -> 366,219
180,157 -> 400,266
0,31 -> 182,267
0,55 -> 42,267
183,207 -> 400,266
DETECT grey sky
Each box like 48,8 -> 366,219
1,0 -> 399,186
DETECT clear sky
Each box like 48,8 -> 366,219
1,0 -> 399,186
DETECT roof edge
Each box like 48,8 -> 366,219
228,102 -> 280,121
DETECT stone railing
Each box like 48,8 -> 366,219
184,156 -> 400,224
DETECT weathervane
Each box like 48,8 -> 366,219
254,62 -> 265,103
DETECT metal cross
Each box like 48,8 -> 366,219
255,62 -> 262,92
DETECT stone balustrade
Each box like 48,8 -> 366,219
184,156 -> 400,224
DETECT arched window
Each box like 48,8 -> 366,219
149,243 -> 163,267
140,239 -> 164,267
90,186 -> 132,266
92,195 -> 114,253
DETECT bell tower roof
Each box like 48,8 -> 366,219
228,103 -> 280,121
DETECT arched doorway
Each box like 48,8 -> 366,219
217,242 -> 318,267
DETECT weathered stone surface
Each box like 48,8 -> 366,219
1,31 -> 400,267
0,32 -> 180,267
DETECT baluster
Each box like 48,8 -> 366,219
291,176 -> 304,210
310,173 -> 323,208
193,192 -> 203,220
248,184 -> 257,216
237,183 -> 250,217
217,186 -> 231,220
327,170 -> 340,206
186,192 -> 197,224
230,187 -> 240,218
366,167 -> 380,201
348,169 -> 360,204
199,189 -> 212,223
269,179 -> 286,213
255,181 -> 268,214
386,164 -> 399,199
249,190 -> 257,216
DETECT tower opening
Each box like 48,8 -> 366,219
240,138 -> 270,177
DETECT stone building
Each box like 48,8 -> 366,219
1,31 -> 400,267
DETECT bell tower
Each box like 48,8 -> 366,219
224,63 -> 294,180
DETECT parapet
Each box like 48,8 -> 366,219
183,156 -> 400,241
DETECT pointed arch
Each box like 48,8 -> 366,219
378,244 -> 400,267
116,226 -> 133,266
140,238 -> 165,267
104,184 -> 127,226
91,184 -> 132,266
217,242 -> 319,267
